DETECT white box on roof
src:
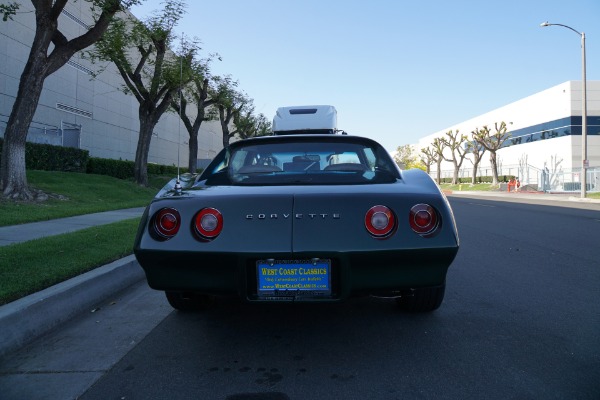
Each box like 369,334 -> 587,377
273,105 -> 337,135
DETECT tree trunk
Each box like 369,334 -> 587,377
471,158 -> 481,185
187,105 -> 207,174
489,151 -> 500,185
1,40 -> 49,200
1,129 -> 31,200
135,113 -> 156,186
188,133 -> 198,173
219,107 -> 231,149
222,131 -> 230,149
452,161 -> 459,185
436,160 -> 442,184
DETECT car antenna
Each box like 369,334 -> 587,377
174,33 -> 184,193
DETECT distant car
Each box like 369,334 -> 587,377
134,134 -> 459,312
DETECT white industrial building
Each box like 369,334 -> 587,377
0,1 -> 223,168
419,80 -> 600,191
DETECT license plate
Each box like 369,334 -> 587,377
256,259 -> 331,299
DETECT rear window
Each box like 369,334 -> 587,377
203,139 -> 399,186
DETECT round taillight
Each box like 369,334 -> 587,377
365,205 -> 396,238
409,204 -> 439,236
153,208 -> 181,239
194,208 -> 223,240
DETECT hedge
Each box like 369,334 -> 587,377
86,157 -> 135,179
86,158 -> 187,179
0,138 -> 189,180
439,175 -> 516,184
0,138 -> 88,173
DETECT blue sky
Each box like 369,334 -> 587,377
131,0 -> 599,153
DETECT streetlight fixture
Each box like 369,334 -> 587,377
540,21 -> 587,198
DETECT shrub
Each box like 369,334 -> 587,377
87,158 -> 189,179
86,157 -> 135,179
1,138 -> 192,180
0,138 -> 89,173
438,176 -> 498,184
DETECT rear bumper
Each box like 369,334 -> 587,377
134,247 -> 458,301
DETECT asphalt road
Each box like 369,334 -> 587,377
3,196 -> 600,399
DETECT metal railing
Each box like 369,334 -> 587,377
0,117 -> 81,149
431,164 -> 599,193
540,167 -> 600,193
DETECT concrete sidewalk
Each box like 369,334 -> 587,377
0,256 -> 144,358
0,207 -> 145,247
446,190 -> 600,208
0,207 -> 147,357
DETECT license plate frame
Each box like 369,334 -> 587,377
256,259 -> 332,299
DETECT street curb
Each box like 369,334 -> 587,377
446,191 -> 600,204
0,255 -> 144,358
568,196 -> 600,203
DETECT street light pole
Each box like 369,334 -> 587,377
540,22 -> 587,198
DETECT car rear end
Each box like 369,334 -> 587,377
134,135 -> 459,309
134,183 -> 458,302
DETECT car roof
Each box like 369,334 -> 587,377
229,134 -> 383,149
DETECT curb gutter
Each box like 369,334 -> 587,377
446,190 -> 600,204
0,255 -> 144,358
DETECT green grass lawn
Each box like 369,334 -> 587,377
0,218 -> 140,305
0,171 -> 171,226
439,183 -> 497,191
0,170 -> 175,305
588,192 -> 600,200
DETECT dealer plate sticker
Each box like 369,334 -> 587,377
257,259 -> 331,297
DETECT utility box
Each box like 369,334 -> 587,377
272,105 -> 337,135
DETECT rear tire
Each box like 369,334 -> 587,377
396,284 -> 445,312
165,291 -> 214,312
